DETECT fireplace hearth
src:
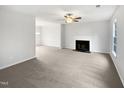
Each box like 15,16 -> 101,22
75,40 -> 90,53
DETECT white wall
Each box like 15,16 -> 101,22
0,9 -> 35,69
36,26 -> 42,46
40,24 -> 61,48
60,24 -> 66,48
36,18 -> 61,48
63,21 -> 110,53
110,6 -> 124,85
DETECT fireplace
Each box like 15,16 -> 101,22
76,40 -> 90,53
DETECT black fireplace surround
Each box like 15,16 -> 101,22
76,40 -> 90,52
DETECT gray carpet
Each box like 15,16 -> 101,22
0,46 -> 123,88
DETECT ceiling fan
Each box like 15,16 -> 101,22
64,13 -> 82,23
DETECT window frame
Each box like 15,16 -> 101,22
112,19 -> 117,57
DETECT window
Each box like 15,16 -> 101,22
112,19 -> 117,57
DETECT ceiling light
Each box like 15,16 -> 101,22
64,13 -> 81,23
65,17 -> 73,23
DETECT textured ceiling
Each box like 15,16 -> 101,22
0,5 -> 117,23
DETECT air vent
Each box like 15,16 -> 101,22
96,5 -> 101,8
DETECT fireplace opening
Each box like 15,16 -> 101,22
75,40 -> 90,53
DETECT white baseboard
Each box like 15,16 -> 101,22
109,53 -> 124,86
0,56 -> 36,70
38,45 -> 61,49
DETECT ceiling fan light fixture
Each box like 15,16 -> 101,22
65,17 -> 73,23
64,13 -> 81,23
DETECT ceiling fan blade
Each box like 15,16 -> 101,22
73,19 -> 79,22
75,17 -> 82,19
64,15 -> 68,18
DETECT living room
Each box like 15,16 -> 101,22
0,5 -> 124,89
